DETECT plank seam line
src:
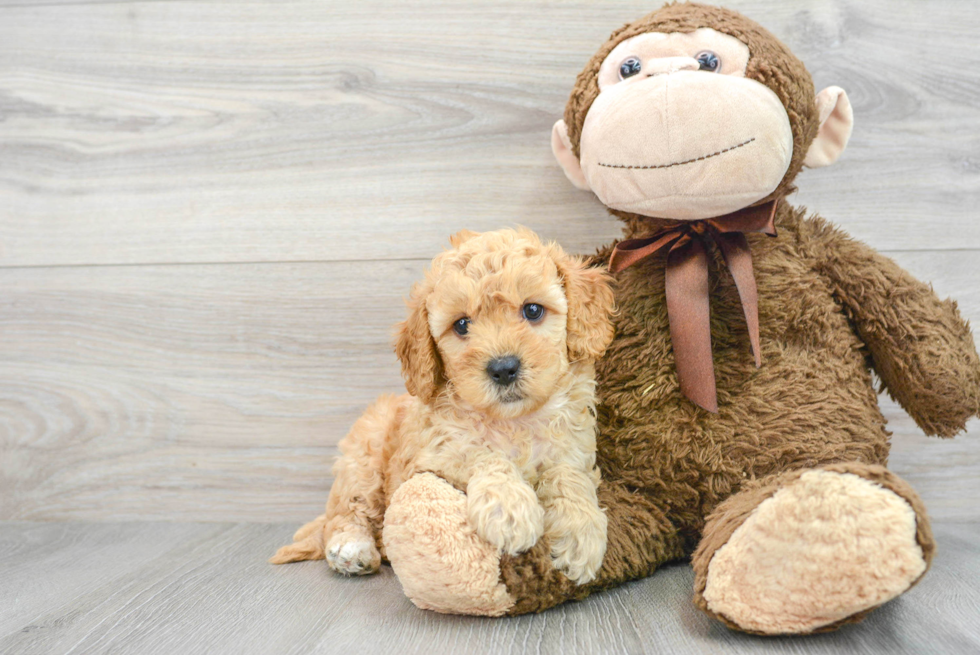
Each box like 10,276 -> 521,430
0,249 -> 976,271
0,257 -> 435,271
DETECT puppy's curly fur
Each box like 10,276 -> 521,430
271,228 -> 616,584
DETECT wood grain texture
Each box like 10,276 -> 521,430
0,260 -> 417,521
0,250 -> 976,522
1,0 -> 979,268
1,521 -> 978,654
0,0 -> 978,524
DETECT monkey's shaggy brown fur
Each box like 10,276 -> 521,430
493,3 -> 980,622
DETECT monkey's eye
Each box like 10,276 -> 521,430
452,317 -> 470,336
619,57 -> 642,80
522,303 -> 545,322
696,51 -> 721,72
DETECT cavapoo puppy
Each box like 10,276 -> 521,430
271,227 -> 615,584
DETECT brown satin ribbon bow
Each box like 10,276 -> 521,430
609,200 -> 779,413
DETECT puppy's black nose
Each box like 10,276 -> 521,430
487,356 -> 521,386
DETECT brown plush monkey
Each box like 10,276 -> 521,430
360,3 -> 980,634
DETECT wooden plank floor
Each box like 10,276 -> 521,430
1,521 -> 978,655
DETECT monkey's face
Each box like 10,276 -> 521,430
581,28 -> 791,220
553,16 -> 853,222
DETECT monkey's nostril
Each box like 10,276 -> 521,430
487,356 -> 521,387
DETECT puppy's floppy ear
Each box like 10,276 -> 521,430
551,247 -> 616,362
449,229 -> 480,248
394,280 -> 445,403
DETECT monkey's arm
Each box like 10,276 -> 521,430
802,216 -> 980,437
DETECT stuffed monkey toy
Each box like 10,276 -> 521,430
315,3 -> 980,634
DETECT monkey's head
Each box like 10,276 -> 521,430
552,3 -> 852,224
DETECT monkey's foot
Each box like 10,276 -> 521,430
694,465 -> 933,634
382,472 -> 515,616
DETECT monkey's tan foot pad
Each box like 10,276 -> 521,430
700,470 -> 927,634
382,472 -> 515,616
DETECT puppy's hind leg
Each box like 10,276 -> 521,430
272,518 -> 382,575
271,394 -> 405,575
324,394 -> 407,575
269,514 -> 328,564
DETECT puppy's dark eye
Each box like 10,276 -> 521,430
619,57 -> 642,79
696,51 -> 721,72
452,317 -> 470,336
522,303 -> 545,322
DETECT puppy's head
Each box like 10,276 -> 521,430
395,228 -> 615,419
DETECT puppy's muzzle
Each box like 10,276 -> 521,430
486,356 -> 521,387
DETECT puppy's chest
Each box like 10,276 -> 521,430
418,393 -> 596,486
480,421 -> 560,477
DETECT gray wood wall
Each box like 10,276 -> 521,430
1,0 -> 977,523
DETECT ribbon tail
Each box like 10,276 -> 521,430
609,232 -> 682,273
716,232 -> 762,367
709,199 -> 779,236
665,238 -> 718,413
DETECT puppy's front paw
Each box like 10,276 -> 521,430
326,534 -> 381,576
467,481 -> 544,555
548,508 -> 607,585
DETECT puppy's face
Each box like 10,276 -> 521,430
429,240 -> 570,419
395,229 -> 615,420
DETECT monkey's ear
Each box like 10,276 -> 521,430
394,282 -> 445,403
551,120 -> 591,190
804,86 -> 853,168
552,248 -> 616,362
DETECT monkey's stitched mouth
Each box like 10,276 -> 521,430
598,137 -> 756,170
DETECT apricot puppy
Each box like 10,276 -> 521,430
271,227 -> 615,584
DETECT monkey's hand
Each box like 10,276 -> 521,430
805,216 -> 980,437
